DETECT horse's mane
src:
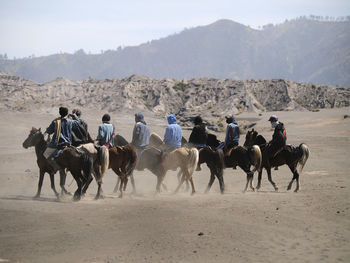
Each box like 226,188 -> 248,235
114,134 -> 129,146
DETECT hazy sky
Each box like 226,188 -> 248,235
1,0 -> 349,58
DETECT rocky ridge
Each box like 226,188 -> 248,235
0,72 -> 348,130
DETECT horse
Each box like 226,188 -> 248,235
55,146 -> 94,201
137,146 -> 199,194
109,144 -> 137,198
244,129 -> 309,192
22,127 -> 70,199
198,146 -> 225,194
198,143 -> 261,193
75,143 -> 109,199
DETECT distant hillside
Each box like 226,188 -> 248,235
0,18 -> 349,86
1,73 -> 348,131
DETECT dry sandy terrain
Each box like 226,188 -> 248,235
0,108 -> 349,263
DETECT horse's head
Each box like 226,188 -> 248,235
22,127 -> 43,149
244,129 -> 258,147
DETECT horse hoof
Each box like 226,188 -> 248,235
33,195 -> 40,200
191,191 -> 196,196
73,196 -> 81,201
294,189 -> 299,193
275,188 -> 279,192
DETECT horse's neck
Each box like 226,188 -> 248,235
35,136 -> 47,158
255,135 -> 266,146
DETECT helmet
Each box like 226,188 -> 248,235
268,115 -> 278,122
102,113 -> 111,122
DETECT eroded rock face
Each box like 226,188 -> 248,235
0,72 -> 349,130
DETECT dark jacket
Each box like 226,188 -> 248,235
271,122 -> 287,147
189,123 -> 208,146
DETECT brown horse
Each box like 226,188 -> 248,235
244,129 -> 309,192
137,146 -> 199,194
55,146 -> 94,201
109,144 -> 137,198
22,127 -> 70,199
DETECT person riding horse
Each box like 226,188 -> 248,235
264,115 -> 287,169
70,109 -> 90,146
163,114 -> 182,152
131,112 -> 150,157
217,114 -> 240,156
43,106 -> 81,172
97,113 -> 115,148
189,116 -> 208,149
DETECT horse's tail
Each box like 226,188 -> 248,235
249,145 -> 262,173
188,148 -> 199,177
98,145 -> 109,177
81,152 -> 94,181
297,143 -> 309,173
126,146 -> 137,176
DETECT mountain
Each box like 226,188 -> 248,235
0,18 -> 349,86
1,73 -> 348,131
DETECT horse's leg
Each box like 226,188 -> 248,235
118,176 -> 124,198
71,172 -> 82,201
94,165 -> 104,200
177,169 -> 189,192
156,174 -> 165,193
82,174 -> 93,196
49,172 -> 59,198
217,168 -> 225,194
240,165 -> 255,193
34,170 -> 45,199
256,169 -> 263,190
287,165 -> 300,192
266,167 -> 278,191
205,166 -> 216,194
59,169 -> 71,196
129,173 -> 136,194
174,172 -> 186,194
188,176 -> 196,195
112,167 -> 121,193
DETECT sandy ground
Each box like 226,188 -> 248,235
0,108 -> 349,263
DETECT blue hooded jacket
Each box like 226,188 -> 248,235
164,114 -> 182,148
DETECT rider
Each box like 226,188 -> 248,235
217,114 -> 240,154
97,113 -> 115,148
70,108 -> 90,146
189,116 -> 208,148
131,112 -> 150,157
43,106 -> 80,171
264,115 -> 287,168
163,114 -> 182,152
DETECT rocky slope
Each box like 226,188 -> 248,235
0,72 -> 348,130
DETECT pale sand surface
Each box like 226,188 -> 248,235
0,108 -> 349,263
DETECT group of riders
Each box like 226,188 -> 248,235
43,106 -> 287,174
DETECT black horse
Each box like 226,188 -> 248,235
244,129 -> 309,192
187,132 -> 261,193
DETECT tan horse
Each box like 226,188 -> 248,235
137,146 -> 199,194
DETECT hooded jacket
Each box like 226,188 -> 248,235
164,114 -> 182,148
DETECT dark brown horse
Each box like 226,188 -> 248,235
109,144 -> 137,198
75,143 -> 109,199
22,127 -> 70,199
198,144 -> 262,193
244,129 -> 309,192
55,146 -> 94,201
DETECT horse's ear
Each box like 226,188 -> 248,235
39,128 -> 41,132
252,128 -> 254,132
